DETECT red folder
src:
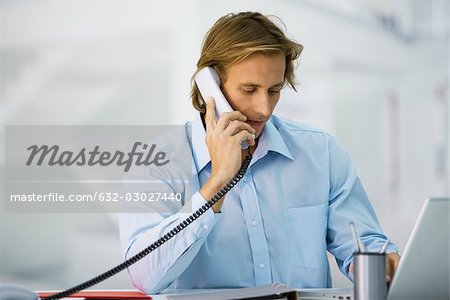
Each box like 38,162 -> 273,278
38,290 -> 152,299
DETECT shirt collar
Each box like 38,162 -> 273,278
191,113 -> 210,173
254,116 -> 294,162
190,114 -> 294,173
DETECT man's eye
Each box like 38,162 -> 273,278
269,90 -> 281,95
243,89 -> 255,95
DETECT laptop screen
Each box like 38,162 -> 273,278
387,197 -> 449,300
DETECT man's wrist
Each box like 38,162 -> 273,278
199,177 -> 227,213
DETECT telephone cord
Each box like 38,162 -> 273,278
42,153 -> 252,300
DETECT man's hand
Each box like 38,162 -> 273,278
199,98 -> 256,212
349,252 -> 400,284
385,252 -> 400,283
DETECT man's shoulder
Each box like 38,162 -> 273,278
151,124 -> 191,153
270,115 -> 332,139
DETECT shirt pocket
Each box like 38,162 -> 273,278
283,202 -> 328,269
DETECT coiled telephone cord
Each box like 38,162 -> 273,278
43,153 -> 252,300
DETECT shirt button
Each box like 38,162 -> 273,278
251,220 -> 257,226
203,224 -> 209,230
259,263 -> 265,269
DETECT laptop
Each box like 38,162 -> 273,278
387,197 -> 449,300
297,288 -> 352,299
298,197 -> 449,300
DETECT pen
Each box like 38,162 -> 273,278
350,222 -> 360,253
379,239 -> 390,254
350,222 -> 367,253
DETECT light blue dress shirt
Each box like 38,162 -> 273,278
119,114 -> 397,294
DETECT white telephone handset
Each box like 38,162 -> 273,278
194,67 -> 249,149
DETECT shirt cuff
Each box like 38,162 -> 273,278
386,244 -> 401,256
187,191 -> 221,238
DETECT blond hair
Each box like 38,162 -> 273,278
190,12 -> 303,113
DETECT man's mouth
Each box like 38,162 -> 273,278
246,120 -> 265,130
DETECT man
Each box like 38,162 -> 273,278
120,12 -> 400,294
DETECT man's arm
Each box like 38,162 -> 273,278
120,191 -> 220,294
119,99 -> 256,293
326,136 -> 400,280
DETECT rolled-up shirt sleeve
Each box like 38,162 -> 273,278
119,190 -> 221,294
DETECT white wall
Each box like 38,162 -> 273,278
1,0 -> 448,290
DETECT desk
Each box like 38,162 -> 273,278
36,287 -> 350,300
36,287 -> 354,300
150,287 -> 353,300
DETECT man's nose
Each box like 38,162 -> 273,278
254,94 -> 271,118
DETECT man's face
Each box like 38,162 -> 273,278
221,52 -> 286,138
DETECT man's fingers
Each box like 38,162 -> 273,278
236,130 -> 256,147
205,98 -> 217,131
216,111 -> 247,131
386,262 -> 394,283
223,120 -> 256,136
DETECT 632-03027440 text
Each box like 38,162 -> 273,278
9,192 -> 182,202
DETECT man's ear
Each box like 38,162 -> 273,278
200,112 -> 207,130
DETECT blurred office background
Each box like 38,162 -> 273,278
0,0 -> 448,290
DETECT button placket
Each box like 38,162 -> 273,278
239,170 -> 272,285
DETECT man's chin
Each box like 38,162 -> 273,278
254,126 -> 265,139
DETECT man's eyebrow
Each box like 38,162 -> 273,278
239,82 -> 284,88
271,82 -> 285,88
